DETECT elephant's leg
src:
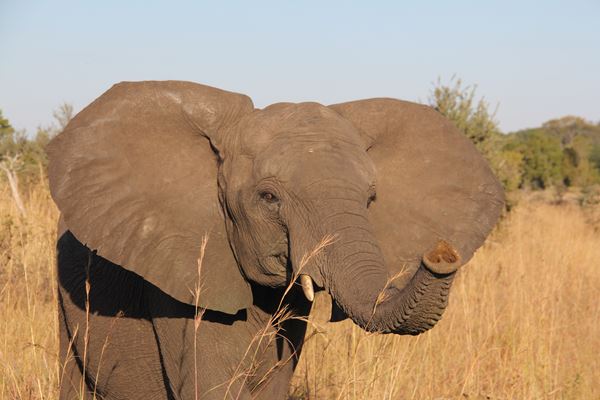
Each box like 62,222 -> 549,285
59,322 -> 92,400
150,309 -> 255,400
58,361 -> 91,400
249,334 -> 300,400
147,287 -> 310,400
250,293 -> 311,400
57,234 -> 173,399
58,296 -> 92,400
249,353 -> 296,400
147,282 -> 276,400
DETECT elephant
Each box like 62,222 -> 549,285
47,80 -> 503,399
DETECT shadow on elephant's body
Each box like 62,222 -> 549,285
58,230 -> 249,324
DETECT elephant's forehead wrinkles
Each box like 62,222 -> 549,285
252,138 -> 375,190
269,129 -> 364,155
240,127 -> 362,155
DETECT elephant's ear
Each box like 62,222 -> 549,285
48,81 -> 254,314
330,99 -> 504,285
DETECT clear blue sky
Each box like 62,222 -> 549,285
1,1 -> 599,134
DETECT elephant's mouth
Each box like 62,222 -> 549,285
274,252 -> 288,267
261,250 -> 322,302
259,252 -> 289,281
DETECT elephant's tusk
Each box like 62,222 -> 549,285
300,274 -> 314,302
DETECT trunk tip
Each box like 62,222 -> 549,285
423,240 -> 462,275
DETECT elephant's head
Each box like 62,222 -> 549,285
47,81 -> 503,334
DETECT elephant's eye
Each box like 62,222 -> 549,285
260,191 -> 279,204
367,191 -> 376,208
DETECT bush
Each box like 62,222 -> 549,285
505,130 -> 565,189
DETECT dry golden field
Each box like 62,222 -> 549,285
1,180 -> 599,399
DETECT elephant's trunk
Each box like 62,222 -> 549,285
328,248 -> 457,335
292,203 -> 461,335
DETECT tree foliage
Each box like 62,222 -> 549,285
430,77 -> 499,156
590,145 -> 600,172
505,130 -> 564,189
508,117 -> 600,189
0,104 -> 72,184
430,78 -> 600,193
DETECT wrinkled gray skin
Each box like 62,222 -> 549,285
50,81 -> 503,399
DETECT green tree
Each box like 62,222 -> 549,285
508,115 -> 600,189
0,110 -> 27,215
589,144 -> 600,173
0,104 -> 72,185
53,102 -> 74,133
494,149 -> 524,192
0,110 -> 13,133
506,130 -> 564,189
562,146 -> 579,186
0,109 -> 18,155
542,116 -> 591,146
562,136 -> 599,187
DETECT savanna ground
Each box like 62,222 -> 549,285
1,179 -> 599,400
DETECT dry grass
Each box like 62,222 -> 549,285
1,180 -> 599,399
0,179 -> 59,399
